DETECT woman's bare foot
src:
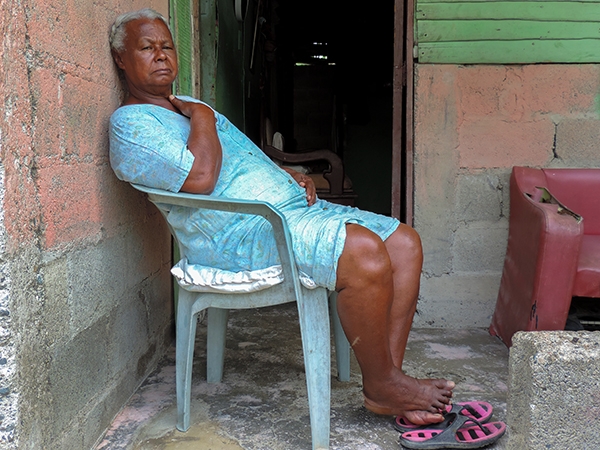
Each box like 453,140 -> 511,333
362,370 -> 454,425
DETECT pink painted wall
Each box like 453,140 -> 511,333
413,64 -> 600,328
3,1 -> 167,252
26,49 -> 174,272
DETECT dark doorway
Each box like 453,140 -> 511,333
267,1 -> 396,216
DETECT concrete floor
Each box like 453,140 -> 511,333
96,303 -> 510,449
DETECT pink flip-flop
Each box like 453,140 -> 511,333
393,401 -> 493,433
399,404 -> 505,449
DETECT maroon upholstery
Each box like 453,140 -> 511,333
489,166 -> 600,346
543,169 -> 600,235
574,236 -> 600,297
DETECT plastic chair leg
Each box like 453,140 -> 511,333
176,290 -> 198,432
329,292 -> 351,382
207,307 -> 229,383
297,287 -> 331,449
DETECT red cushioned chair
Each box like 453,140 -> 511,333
489,166 -> 600,346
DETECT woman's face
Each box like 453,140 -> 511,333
114,18 -> 178,97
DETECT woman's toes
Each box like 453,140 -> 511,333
403,410 -> 444,426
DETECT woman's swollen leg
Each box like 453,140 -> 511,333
335,224 -> 454,421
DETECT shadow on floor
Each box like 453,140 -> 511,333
96,303 -> 510,449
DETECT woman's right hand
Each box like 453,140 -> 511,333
168,95 -> 214,121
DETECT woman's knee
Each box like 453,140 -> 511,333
385,224 -> 423,263
337,224 -> 392,285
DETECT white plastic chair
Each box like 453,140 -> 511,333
130,183 -> 351,450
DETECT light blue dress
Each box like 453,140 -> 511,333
109,97 -> 399,290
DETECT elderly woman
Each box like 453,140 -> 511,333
108,8 -> 454,426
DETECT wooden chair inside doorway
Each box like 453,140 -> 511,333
260,104 -> 358,207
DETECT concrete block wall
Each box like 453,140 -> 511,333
0,165 -> 16,446
508,331 -> 600,449
413,64 -> 600,328
0,1 -> 172,449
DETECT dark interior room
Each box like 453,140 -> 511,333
261,0 -> 396,215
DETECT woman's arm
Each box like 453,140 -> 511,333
169,95 -> 222,194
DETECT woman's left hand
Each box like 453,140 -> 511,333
283,167 -> 317,206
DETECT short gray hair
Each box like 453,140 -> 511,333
109,8 -> 171,52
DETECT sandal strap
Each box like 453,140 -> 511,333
443,404 -> 490,436
454,414 -> 492,436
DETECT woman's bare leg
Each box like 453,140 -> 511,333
384,223 -> 423,368
335,224 -> 454,424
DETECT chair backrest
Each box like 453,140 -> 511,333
513,167 -> 600,236
129,183 -> 304,300
542,168 -> 600,235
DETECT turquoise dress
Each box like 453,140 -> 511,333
109,97 -> 399,290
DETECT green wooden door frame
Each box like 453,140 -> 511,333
170,0 -> 200,96
170,0 -> 217,103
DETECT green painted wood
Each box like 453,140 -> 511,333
415,0 -> 600,62
171,0 -> 194,96
418,20 -> 600,42
417,39 -> 600,63
417,2 -> 600,21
